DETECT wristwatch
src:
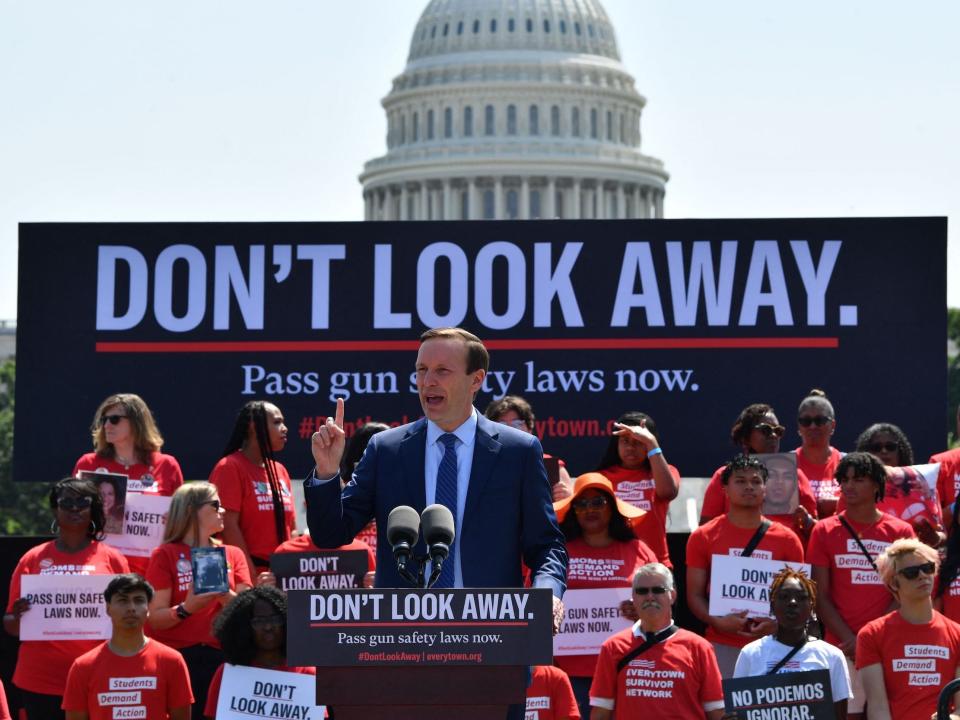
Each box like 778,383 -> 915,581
175,603 -> 191,620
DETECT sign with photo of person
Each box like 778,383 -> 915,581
756,453 -> 799,516
879,462 -> 942,535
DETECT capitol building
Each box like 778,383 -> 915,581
360,0 -> 668,221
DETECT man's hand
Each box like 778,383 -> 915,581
711,611 -> 750,635
746,617 -> 777,637
552,596 -> 565,635
311,398 -> 347,477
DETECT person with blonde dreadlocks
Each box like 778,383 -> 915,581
731,567 -> 851,719
209,401 -> 294,577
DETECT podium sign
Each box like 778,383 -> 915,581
287,588 -> 554,667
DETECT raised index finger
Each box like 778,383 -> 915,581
334,397 -> 345,428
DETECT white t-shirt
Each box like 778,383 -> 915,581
734,636 -> 852,702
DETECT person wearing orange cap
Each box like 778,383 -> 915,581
552,472 -> 658,719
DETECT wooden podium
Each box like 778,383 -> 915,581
286,588 -> 554,719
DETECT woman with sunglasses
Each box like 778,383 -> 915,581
729,568 -> 851,720
700,403 -> 817,540
858,538 -> 960,720
3,478 -> 129,719
853,423 -> 944,547
596,410 -> 680,568
552,472 -> 657,719
145,482 -> 252,720
794,389 -> 843,519
73,393 -> 185,573
209,401 -> 294,579
203,586 -> 316,719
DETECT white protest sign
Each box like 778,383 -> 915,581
709,555 -> 810,619
216,664 -> 322,720
553,587 -> 632,656
103,493 -> 171,558
19,574 -> 115,640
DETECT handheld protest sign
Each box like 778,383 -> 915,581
216,664 -> 323,720
709,556 -> 811,619
102,493 -> 171,558
553,587 -> 632,656
757,453 -> 799,516
191,546 -> 229,594
270,549 -> 369,591
723,668 -> 833,719
19,574 -> 115,640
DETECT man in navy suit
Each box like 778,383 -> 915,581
305,327 -> 567,619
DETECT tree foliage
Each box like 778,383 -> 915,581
0,359 -> 51,535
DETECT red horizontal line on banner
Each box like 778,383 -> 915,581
95,337 -> 839,353
309,621 -> 529,628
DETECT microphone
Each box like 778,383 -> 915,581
421,504 -> 456,588
386,506 -> 420,587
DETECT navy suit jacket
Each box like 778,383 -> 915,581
304,414 -> 567,597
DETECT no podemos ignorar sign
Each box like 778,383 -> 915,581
286,588 -> 553,667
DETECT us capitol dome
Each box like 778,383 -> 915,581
359,0 -> 669,221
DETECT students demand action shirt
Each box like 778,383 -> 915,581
599,464 -> 680,567
62,638 -> 193,719
806,512 -> 915,645
857,610 -> 960,720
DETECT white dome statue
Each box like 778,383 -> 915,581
360,0 -> 668,221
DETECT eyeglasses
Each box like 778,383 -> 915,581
99,414 -> 128,426
798,415 -> 832,427
201,500 -> 221,511
250,614 -> 284,628
897,562 -> 936,580
868,441 -> 899,453
506,418 -> 528,430
633,586 -> 668,596
754,423 -> 785,438
572,496 -> 609,511
58,496 -> 93,511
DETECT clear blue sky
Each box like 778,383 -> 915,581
1,0 -> 957,321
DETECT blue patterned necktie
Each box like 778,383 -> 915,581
435,433 -> 459,588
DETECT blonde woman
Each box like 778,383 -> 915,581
145,482 -> 251,720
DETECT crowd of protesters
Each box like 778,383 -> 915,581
2,387 -> 960,720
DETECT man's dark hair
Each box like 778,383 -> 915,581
419,327 -> 489,374
834,451 -> 886,501
596,411 -> 660,470
213,586 -> 288,665
484,395 -> 535,430
104,574 -> 154,603
720,454 -> 769,485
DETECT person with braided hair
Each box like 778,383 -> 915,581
209,401 -> 294,577
731,568 -> 851,719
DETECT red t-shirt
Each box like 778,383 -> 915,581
144,543 -> 251,649
857,610 -> 960,720
806,512 -> 914,644
526,664 -> 580,720
0,678 -> 12,720
558,537 -> 658,677
685,515 -> 805,648
700,465 -> 817,537
273,535 -> 376,569
795,447 -> 843,505
940,573 -> 960,624
590,625 -> 723,719
62,638 -> 193,719
73,451 -> 184,575
6,540 -> 129,695
209,452 -> 295,563
204,663 -> 316,719
599,464 -> 680,567
931,447 -> 960,511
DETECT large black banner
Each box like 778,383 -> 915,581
15,218 -> 946,483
